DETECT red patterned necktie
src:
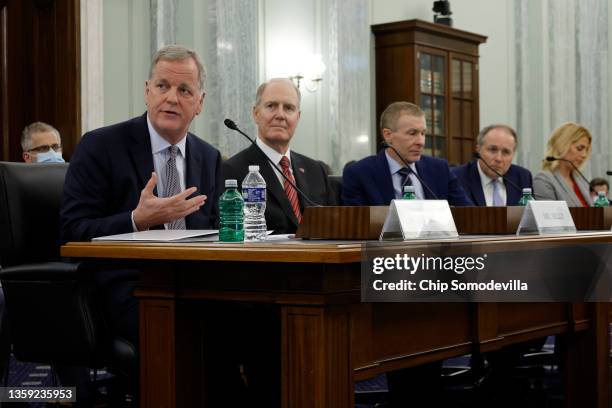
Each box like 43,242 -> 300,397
279,156 -> 302,223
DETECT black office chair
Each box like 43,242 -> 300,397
0,161 -> 136,403
328,174 -> 343,205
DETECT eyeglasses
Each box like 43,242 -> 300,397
28,144 -> 62,153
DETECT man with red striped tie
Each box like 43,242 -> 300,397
223,78 -> 337,234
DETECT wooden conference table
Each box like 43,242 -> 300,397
62,233 -> 611,408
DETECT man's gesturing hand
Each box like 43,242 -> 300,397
133,172 -> 207,231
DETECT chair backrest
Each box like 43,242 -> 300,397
0,262 -> 109,367
328,174 -> 343,205
0,162 -> 68,267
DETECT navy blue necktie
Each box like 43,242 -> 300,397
397,167 -> 413,189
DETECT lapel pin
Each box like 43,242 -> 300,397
298,167 -> 305,173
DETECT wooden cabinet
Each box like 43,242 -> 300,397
372,19 -> 486,165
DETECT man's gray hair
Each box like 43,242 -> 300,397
477,124 -> 518,147
149,44 -> 206,92
21,122 -> 61,152
254,78 -> 301,108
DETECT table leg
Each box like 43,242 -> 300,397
281,306 -> 353,408
139,298 -> 202,408
564,302 -> 610,408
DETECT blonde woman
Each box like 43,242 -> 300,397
533,122 -> 593,206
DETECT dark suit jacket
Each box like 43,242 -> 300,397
341,149 -> 472,206
61,113 -> 223,243
222,144 -> 337,234
451,160 -> 533,206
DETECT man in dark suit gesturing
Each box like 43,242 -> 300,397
451,124 -> 532,206
61,45 -> 222,351
223,78 -> 336,234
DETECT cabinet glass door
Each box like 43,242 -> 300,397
419,50 -> 447,159
450,56 -> 477,164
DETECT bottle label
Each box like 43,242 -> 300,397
242,187 -> 266,203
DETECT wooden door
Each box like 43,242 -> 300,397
0,0 -> 80,162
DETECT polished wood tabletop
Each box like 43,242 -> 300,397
61,232 -> 612,408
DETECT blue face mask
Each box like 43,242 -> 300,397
35,150 -> 65,163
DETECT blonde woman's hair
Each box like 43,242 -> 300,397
542,122 -> 592,171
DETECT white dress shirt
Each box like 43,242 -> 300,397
131,116 -> 188,231
477,160 -> 507,206
256,137 -> 293,187
147,115 -> 187,195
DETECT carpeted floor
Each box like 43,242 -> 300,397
4,330 -> 609,407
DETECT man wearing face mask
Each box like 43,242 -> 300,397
21,122 -> 65,163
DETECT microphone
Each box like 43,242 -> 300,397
473,152 -> 524,195
381,141 -> 439,199
606,171 -> 612,176
224,119 -> 320,207
545,156 -> 591,186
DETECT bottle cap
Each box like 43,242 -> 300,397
522,188 -> 532,194
403,185 -> 416,193
225,179 -> 238,188
248,165 -> 260,172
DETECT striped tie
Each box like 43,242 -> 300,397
165,145 -> 186,229
397,167 -> 412,198
279,156 -> 302,223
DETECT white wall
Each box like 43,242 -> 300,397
261,0 -> 327,163
103,0 -> 150,125
102,0 -> 213,143
99,1 -> 515,163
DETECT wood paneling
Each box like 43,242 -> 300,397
63,236 -> 611,407
0,0 -> 80,162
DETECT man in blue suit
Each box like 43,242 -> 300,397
60,46 -> 222,400
451,124 -> 532,206
342,101 -> 471,407
342,101 -> 472,206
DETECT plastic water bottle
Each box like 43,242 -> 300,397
594,191 -> 610,207
402,185 -> 417,200
242,165 -> 267,241
518,188 -> 534,206
219,179 -> 244,242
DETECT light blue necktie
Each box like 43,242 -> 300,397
491,179 -> 504,206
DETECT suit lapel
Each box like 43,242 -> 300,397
553,170 -> 578,206
185,134 -> 203,197
415,159 -> 436,199
128,114 -> 156,195
375,150 -> 395,203
468,162 -> 486,206
575,174 -> 593,206
291,152 -> 311,207
504,167 -> 520,205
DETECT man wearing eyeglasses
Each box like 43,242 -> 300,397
451,124 -> 532,206
21,122 -> 65,163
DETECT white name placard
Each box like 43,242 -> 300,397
516,200 -> 576,235
380,199 -> 459,241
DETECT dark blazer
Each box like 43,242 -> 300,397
222,144 -> 337,234
451,160 -> 533,206
341,149 -> 472,206
61,113 -> 223,243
